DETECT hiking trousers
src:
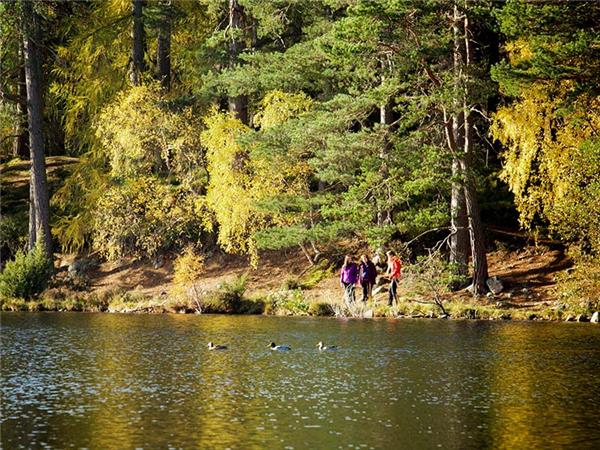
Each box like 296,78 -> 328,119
388,278 -> 399,305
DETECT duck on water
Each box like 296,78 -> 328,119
208,342 -> 228,351
269,342 -> 291,351
317,341 -> 337,351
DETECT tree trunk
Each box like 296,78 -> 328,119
445,0 -> 488,294
156,10 -> 171,90
449,160 -> 469,277
460,3 -> 488,294
377,68 -> 393,226
228,0 -> 248,124
449,2 -> 469,278
22,0 -> 52,256
130,0 -> 146,85
13,54 -> 29,159
28,175 -> 36,249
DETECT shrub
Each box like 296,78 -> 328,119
209,274 -> 248,313
172,246 -> 205,311
0,241 -> 53,299
266,289 -> 310,315
281,277 -> 302,290
93,177 -> 209,260
49,271 -> 90,292
556,248 -> 600,313
300,259 -> 334,289
308,301 -> 333,316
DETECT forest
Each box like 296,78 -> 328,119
1,0 -> 599,319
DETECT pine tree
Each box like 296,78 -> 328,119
21,0 -> 51,257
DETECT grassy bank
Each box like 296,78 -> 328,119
1,285 -> 595,322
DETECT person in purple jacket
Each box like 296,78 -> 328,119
340,255 -> 359,305
359,254 -> 377,302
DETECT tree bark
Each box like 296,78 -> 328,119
228,0 -> 248,124
377,65 -> 393,226
22,0 -> 52,256
130,0 -> 146,85
449,2 -> 469,278
446,0 -> 488,294
156,10 -> 171,90
13,55 -> 29,159
460,3 -> 488,294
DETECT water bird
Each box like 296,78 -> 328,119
208,342 -> 228,351
269,342 -> 291,351
317,341 -> 337,351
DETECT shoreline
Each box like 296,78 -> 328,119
2,292 -> 597,323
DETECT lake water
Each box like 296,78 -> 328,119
1,313 -> 599,449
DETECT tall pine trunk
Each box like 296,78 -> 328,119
22,0 -> 52,256
13,53 -> 29,159
130,0 -> 146,85
449,3 -> 469,278
445,0 -> 488,294
228,0 -> 248,124
460,3 -> 488,294
156,10 -> 171,91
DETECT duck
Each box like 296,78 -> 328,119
317,341 -> 337,351
269,342 -> 291,351
207,342 -> 228,351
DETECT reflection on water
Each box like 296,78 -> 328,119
1,313 -> 599,449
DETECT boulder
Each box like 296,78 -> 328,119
486,276 -> 504,295
68,257 -> 98,275
564,315 -> 575,322
576,314 -> 589,323
590,312 -> 599,323
152,254 -> 164,269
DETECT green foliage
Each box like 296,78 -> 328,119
0,102 -> 17,163
208,273 -> 248,313
93,177 -> 208,260
52,155 -> 111,254
266,289 -> 310,315
401,252 -> 467,307
0,240 -> 53,300
0,212 -> 28,261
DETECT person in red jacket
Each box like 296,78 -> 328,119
386,251 -> 402,306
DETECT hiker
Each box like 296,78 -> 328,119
359,254 -> 377,302
340,255 -> 359,305
386,251 -> 402,306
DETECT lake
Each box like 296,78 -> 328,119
1,313 -> 599,449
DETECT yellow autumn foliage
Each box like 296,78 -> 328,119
491,83 -> 600,250
201,91 -> 313,264
96,84 -> 204,186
